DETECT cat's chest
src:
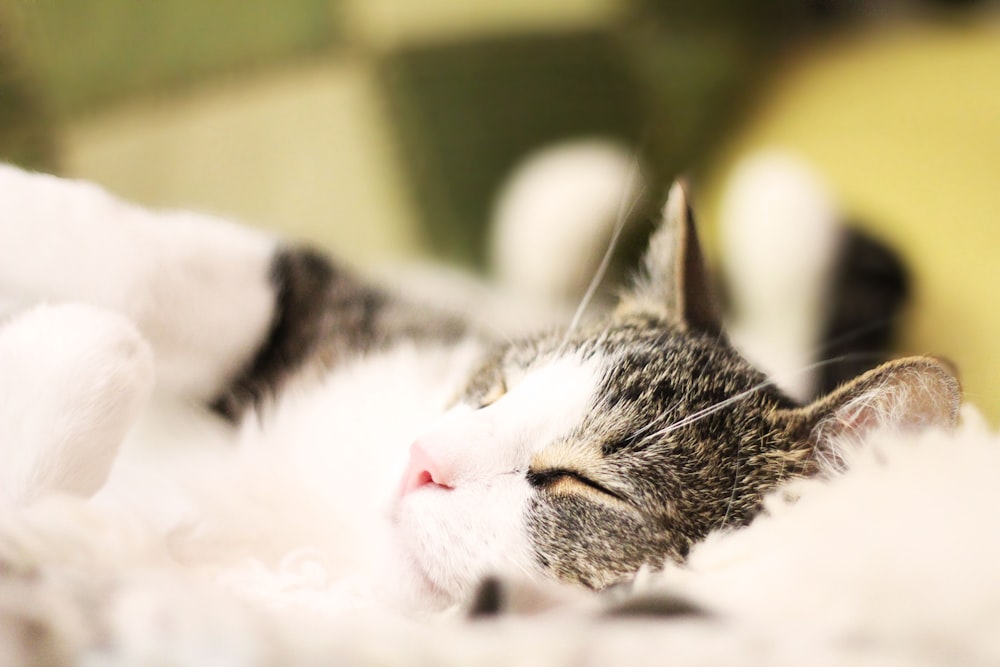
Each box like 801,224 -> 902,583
101,338 -> 488,586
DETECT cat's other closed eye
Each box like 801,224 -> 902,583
477,376 -> 507,408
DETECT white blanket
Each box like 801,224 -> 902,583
3,412 -> 998,666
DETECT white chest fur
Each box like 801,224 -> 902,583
93,340 -> 488,612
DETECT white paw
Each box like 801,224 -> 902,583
0,304 -> 154,504
490,139 -> 646,303
720,150 -> 844,402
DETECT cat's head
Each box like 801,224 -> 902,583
391,183 -> 960,609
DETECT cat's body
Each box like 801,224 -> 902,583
0,161 -> 969,663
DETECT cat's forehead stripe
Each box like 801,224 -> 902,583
508,355 -> 602,457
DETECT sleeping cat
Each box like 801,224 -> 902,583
0,163 -> 960,617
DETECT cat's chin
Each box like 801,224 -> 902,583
397,555 -> 457,613
381,509 -> 460,613
385,494 -> 455,611
388,478 -> 538,613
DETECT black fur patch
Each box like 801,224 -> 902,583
211,248 -> 326,419
212,245 -> 473,420
467,577 -> 505,618
817,226 -> 909,396
212,246 -> 382,419
605,593 -> 709,619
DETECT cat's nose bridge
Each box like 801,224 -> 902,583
399,415 -> 525,495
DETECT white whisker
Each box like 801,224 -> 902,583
646,355 -> 856,441
560,154 -> 645,351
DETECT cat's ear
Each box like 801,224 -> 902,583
782,356 -> 961,472
619,180 -> 723,334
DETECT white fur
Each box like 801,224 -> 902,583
79,340 -> 490,615
0,304 -> 153,505
395,356 -> 601,605
721,151 -> 844,402
407,356 -> 600,487
0,332 -> 601,618
0,164 -> 276,399
490,139 -> 645,304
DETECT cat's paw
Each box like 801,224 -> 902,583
719,150 -> 843,402
490,140 -> 646,305
0,304 -> 154,505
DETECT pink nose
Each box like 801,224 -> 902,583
399,442 -> 453,497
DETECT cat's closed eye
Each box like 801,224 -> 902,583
477,375 -> 507,408
526,468 -> 627,503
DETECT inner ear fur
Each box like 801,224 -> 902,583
618,180 -> 723,334
782,355 -> 961,472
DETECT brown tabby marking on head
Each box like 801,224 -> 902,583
500,182 -> 959,591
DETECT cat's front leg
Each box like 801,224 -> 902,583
0,164 -> 278,402
0,304 -> 154,505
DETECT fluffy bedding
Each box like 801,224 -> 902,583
2,412 -> 998,666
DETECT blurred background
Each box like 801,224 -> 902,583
1,0 -> 998,419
